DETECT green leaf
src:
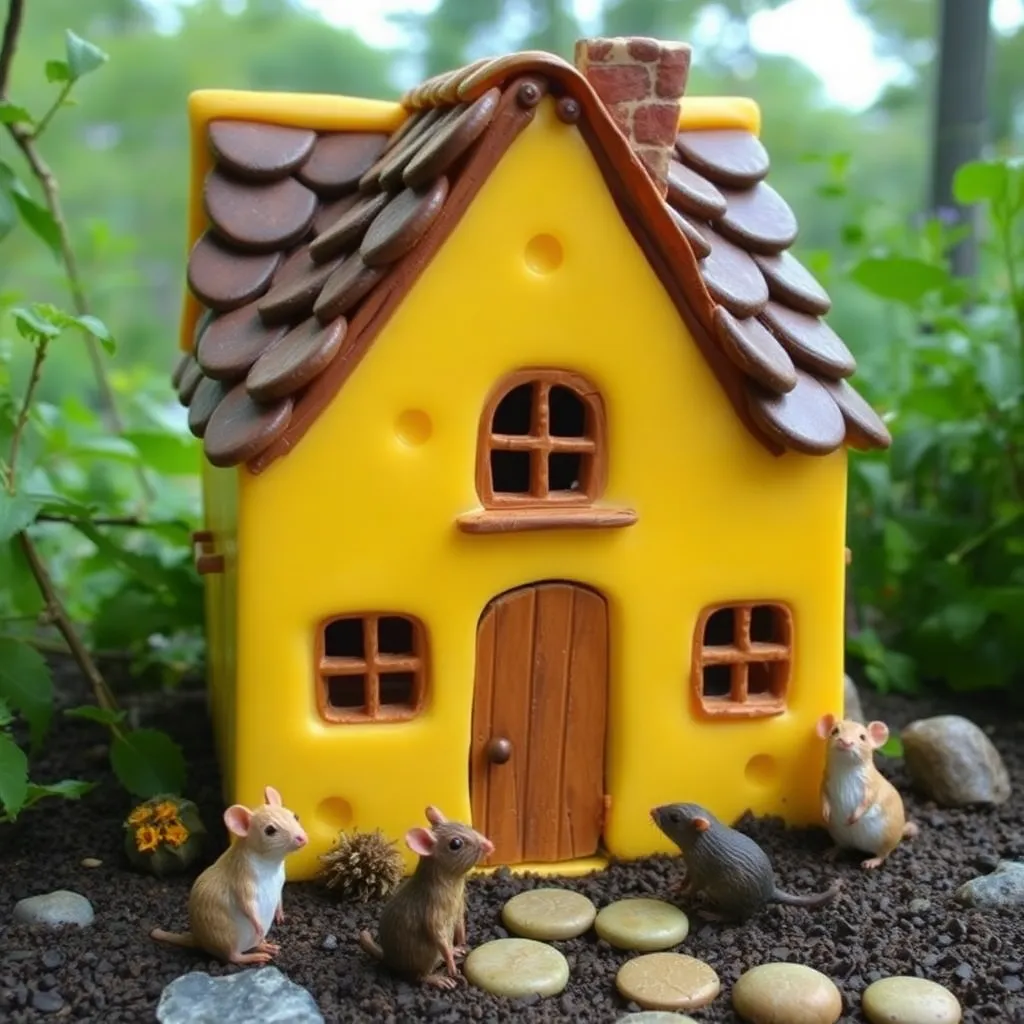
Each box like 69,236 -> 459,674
0,102 -> 31,125
0,187 -> 15,242
0,731 -> 29,819
850,257 -> 949,306
0,492 -> 39,542
0,696 -> 13,727
10,306 -> 60,341
90,584 -> 169,651
0,638 -> 52,750
24,778 -> 94,809
69,521 -> 170,591
72,314 -> 115,355
0,537 -> 45,618
7,192 -> 61,256
67,435 -> 140,462
44,60 -> 70,83
64,704 -> 126,727
953,160 -> 1009,205
65,31 -> 109,81
110,728 -> 186,798
121,431 -> 198,476
878,734 -> 904,758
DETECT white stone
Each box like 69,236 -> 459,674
12,890 -> 94,928
901,715 -> 1010,806
955,860 -> 1024,911
463,937 -> 569,997
594,898 -> 689,951
501,888 -> 597,940
156,968 -> 323,1024
862,976 -> 961,1024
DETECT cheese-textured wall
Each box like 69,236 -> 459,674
227,96 -> 847,880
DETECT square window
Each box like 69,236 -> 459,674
378,616 -> 414,655
750,605 -> 784,644
491,383 -> 533,435
747,660 -> 784,697
703,608 -> 735,647
379,672 -> 415,706
702,664 -> 732,698
549,385 -> 586,436
490,450 -> 531,494
324,617 -> 364,658
548,452 -> 583,492
327,675 -> 365,710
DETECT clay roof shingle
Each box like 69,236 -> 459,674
174,49 -> 890,472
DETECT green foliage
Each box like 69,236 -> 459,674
844,156 -> 1024,695
110,728 -> 186,799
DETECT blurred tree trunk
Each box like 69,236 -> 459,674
930,0 -> 993,278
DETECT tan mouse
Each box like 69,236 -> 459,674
358,805 -> 494,989
816,714 -> 918,869
150,785 -> 307,964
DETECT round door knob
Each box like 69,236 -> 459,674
486,737 -> 512,765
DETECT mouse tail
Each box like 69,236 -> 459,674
358,929 -> 384,960
150,927 -> 197,948
772,878 -> 842,908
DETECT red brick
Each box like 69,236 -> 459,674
633,100 -> 682,146
606,103 -> 632,136
626,37 -> 661,62
575,38 -> 614,65
637,146 -> 671,196
583,64 -> 650,106
656,46 -> 691,98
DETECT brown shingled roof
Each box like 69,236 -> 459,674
174,49 -> 890,473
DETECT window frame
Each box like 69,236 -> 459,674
315,612 -> 428,724
691,601 -> 793,720
475,368 -> 608,508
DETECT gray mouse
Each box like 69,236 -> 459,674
651,801 -> 841,921
358,805 -> 494,989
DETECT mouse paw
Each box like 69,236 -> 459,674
256,941 -> 280,956
231,951 -> 273,966
424,973 -> 459,990
860,856 -> 885,870
453,945 -> 469,960
274,908 -> 285,925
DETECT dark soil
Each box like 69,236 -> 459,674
1,659 -> 1023,1023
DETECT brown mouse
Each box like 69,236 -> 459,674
651,802 -> 841,921
816,714 -> 918,869
358,805 -> 494,989
150,785 -> 307,965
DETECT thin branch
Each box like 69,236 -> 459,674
6,339 -> 47,492
30,81 -> 72,140
36,513 -> 144,527
0,0 -> 23,95
17,532 -> 119,713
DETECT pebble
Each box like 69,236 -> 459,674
157,967 -> 324,1023
81,858 -> 102,869
615,953 -> 720,1011
732,962 -> 842,1023
12,890 -> 94,929
595,898 -> 690,951
617,1015 -> 700,1023
955,860 -> 1024,911
463,938 -> 569,998
321,934 -> 338,950
862,976 -> 962,1024
31,990 -> 64,1013
501,888 -> 597,941
41,950 -> 64,969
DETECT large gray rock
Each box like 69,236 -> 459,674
955,861 -> 1024,911
901,715 -> 1011,807
156,967 -> 323,1024
12,890 -> 94,928
843,674 -> 865,723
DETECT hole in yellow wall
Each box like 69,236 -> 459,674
316,796 -> 353,831
744,753 -> 777,787
395,409 -> 432,446
524,233 -> 564,275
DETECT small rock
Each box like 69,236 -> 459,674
12,890 -> 94,929
594,898 -> 689,952
615,953 -> 720,1012
30,989 -> 63,1013
321,934 -> 338,951
156,967 -> 323,1023
955,860 -> 1024,911
1003,976 -> 1023,993
81,858 -> 102,869
463,938 -> 569,998
501,888 -> 596,941
907,898 -> 931,914
617,1015 -> 699,1023
901,715 -> 1010,807
843,675 -> 865,723
40,950 -> 64,970
862,976 -> 961,1024
732,962 -> 842,1023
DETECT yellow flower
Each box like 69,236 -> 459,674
162,821 -> 190,848
127,805 -> 153,827
135,825 -> 161,853
152,801 -> 179,824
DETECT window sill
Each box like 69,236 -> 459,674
455,506 -> 639,534
695,696 -> 787,721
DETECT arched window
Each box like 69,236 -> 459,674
477,370 -> 607,507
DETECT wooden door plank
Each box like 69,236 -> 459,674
523,583 -> 575,862
470,606 -> 496,861
486,589 -> 536,864
562,586 -> 609,858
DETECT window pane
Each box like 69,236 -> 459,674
492,383 -> 533,435
548,452 -> 583,492
378,616 -> 414,655
379,672 -> 415,706
549,385 -> 586,436
747,661 -> 780,696
751,605 -> 783,643
702,664 -> 732,697
491,449 -> 531,493
324,617 -> 364,658
327,675 -> 365,710
703,608 -> 735,647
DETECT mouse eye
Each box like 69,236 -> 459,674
859,733 -> 867,741
831,727 -> 839,736
293,814 -> 300,822
669,811 -> 680,823
448,837 -> 463,851
264,825 -> 277,836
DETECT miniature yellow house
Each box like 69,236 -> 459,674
172,37 -> 890,881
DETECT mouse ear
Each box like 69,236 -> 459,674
693,816 -> 711,833
815,713 -> 837,738
424,805 -> 447,826
866,721 -> 889,748
263,785 -> 282,807
405,826 -> 437,857
224,804 -> 253,837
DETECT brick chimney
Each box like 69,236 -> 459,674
574,36 -> 691,198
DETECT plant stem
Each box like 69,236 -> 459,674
29,81 -> 72,140
0,0 -> 22,94
36,513 -> 144,527
6,339 -> 47,493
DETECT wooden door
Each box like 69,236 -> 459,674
470,582 -> 608,864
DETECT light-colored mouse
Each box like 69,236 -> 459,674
816,714 -> 918,869
150,785 -> 307,964
358,805 -> 494,989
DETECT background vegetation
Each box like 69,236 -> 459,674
0,0 -> 1021,817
